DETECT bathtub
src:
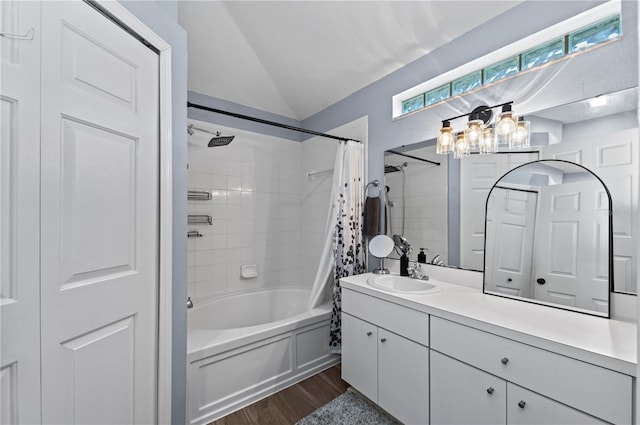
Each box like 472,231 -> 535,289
187,287 -> 339,425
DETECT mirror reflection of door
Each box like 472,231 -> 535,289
485,187 -> 538,298
532,180 -> 610,314
460,152 -> 538,270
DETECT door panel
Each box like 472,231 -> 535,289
0,1 -> 42,423
341,313 -> 377,403
40,2 -> 159,423
541,130 -> 638,293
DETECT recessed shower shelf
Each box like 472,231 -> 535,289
188,215 -> 213,225
188,190 -> 212,201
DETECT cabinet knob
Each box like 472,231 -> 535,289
501,357 -> 509,365
380,338 -> 387,343
366,331 -> 372,336
518,400 -> 526,409
486,387 -> 494,395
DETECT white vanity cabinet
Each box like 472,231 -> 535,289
342,288 -> 430,425
431,316 -> 632,424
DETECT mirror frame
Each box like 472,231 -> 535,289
482,159 -> 613,318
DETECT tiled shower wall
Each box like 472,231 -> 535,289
187,121 -> 335,303
385,145 -> 448,263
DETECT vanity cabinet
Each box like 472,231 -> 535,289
342,289 -> 429,424
431,351 -> 607,425
431,316 -> 632,424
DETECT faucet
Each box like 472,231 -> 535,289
407,262 -> 429,281
431,254 -> 441,265
187,297 -> 194,309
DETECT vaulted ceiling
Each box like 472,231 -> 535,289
179,1 -> 521,120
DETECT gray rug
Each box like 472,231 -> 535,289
296,390 -> 398,425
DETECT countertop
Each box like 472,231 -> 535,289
340,272 -> 637,376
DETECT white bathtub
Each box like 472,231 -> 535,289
187,288 -> 339,425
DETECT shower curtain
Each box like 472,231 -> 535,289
307,140 -> 365,354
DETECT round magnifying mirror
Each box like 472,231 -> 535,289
369,235 -> 394,258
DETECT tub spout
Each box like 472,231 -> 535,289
187,297 -> 194,309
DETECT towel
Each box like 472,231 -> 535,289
363,196 -> 381,237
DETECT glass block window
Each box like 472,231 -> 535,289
484,56 -> 519,84
425,84 -> 450,106
522,38 -> 565,70
452,71 -> 482,96
402,94 -> 425,114
569,15 -> 621,53
395,13 -> 621,117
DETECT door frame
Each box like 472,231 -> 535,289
90,1 -> 173,423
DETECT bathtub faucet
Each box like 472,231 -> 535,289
187,297 -> 194,309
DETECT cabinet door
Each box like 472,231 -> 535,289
507,383 -> 607,425
378,328 -> 429,425
431,351 -> 506,425
342,313 -> 378,402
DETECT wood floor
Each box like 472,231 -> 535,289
210,364 -> 350,425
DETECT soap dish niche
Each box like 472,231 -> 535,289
241,264 -> 258,279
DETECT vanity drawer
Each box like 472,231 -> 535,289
431,316 -> 632,425
342,288 -> 429,346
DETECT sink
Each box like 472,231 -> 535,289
367,275 -> 441,294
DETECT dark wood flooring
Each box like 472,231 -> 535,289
210,364 -> 349,425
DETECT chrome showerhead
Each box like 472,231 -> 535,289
208,132 -> 235,147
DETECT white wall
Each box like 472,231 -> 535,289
186,121 -> 336,303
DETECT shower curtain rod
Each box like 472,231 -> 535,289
187,102 -> 361,144
387,149 -> 441,166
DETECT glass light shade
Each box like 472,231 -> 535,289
479,126 -> 497,154
511,117 -> 530,149
496,105 -> 516,145
437,121 -> 454,154
453,132 -> 469,158
464,117 -> 484,149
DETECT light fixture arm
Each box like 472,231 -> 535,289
441,101 -> 513,124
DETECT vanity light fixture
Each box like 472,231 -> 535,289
436,101 -> 530,158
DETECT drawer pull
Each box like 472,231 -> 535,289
486,387 -> 494,395
518,400 -> 526,409
380,338 -> 387,343
501,357 -> 509,365
366,331 -> 372,336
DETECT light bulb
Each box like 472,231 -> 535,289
496,104 -> 516,145
512,117 -> 530,148
480,126 -> 496,154
453,132 -> 469,158
437,121 -> 454,154
464,114 -> 484,149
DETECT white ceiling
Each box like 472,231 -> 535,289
178,1 -> 521,120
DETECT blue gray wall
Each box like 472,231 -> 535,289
117,2 -> 187,424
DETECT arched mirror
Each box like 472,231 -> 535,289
483,159 -> 612,318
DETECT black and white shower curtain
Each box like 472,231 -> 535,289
307,140 -> 365,354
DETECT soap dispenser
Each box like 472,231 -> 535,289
418,248 -> 427,264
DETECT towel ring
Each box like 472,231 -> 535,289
365,180 -> 381,197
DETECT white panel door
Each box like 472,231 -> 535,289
460,152 -> 538,270
0,1 -> 42,423
541,130 -> 638,293
378,329 -> 429,425
532,181 -> 609,313
485,188 -> 538,297
39,2 -> 159,423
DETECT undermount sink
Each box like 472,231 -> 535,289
367,275 -> 441,294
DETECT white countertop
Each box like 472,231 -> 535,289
340,272 -> 637,376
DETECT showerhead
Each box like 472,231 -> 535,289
208,132 -> 235,147
384,162 -> 408,173
187,123 -> 195,136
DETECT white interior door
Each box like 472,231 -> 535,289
0,1 -> 42,423
532,181 -> 609,313
460,152 -> 538,270
39,2 -> 160,423
541,130 -> 638,293
485,187 -> 538,298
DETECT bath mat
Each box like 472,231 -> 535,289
295,389 -> 398,425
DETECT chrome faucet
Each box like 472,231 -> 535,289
407,262 -> 429,281
187,297 -> 194,309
